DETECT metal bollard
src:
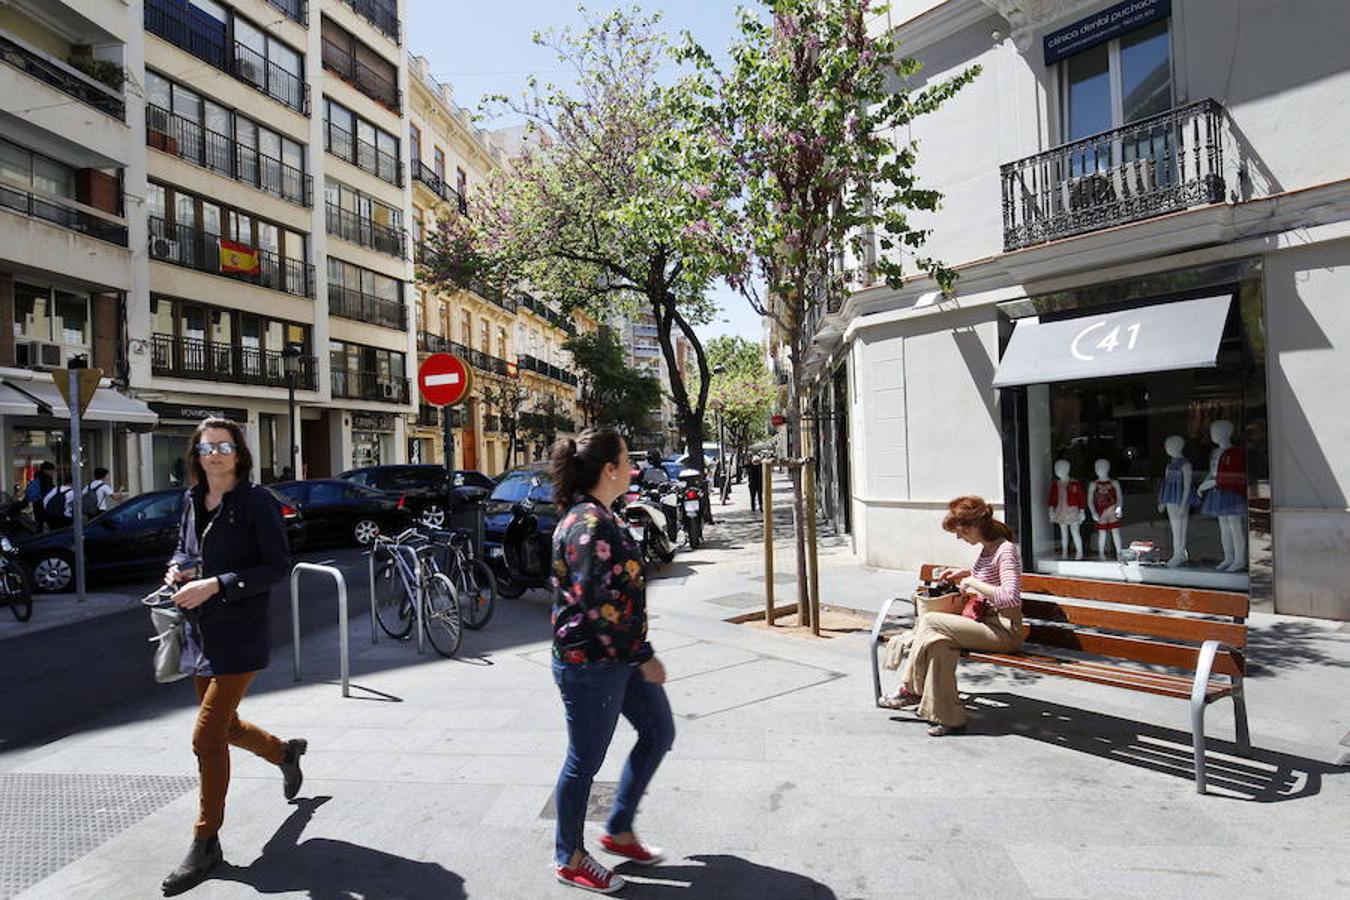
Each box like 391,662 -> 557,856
290,562 -> 350,698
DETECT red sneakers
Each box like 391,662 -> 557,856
599,834 -> 665,866
555,854 -> 626,894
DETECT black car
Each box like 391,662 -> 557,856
273,479 -> 412,547
482,464 -> 559,595
19,487 -> 306,593
337,465 -> 496,529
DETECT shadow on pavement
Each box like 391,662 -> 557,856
949,692 -> 1345,803
619,853 -> 837,899
211,797 -> 466,899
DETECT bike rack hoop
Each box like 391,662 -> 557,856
290,562 -> 351,698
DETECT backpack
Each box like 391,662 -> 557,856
82,482 -> 104,518
44,488 -> 70,521
24,478 -> 42,503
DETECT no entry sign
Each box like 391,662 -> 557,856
417,353 -> 472,406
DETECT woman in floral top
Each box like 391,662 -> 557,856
548,428 -> 674,894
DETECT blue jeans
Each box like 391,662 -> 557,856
552,657 -> 675,867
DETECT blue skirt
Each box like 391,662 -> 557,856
1201,488 -> 1245,517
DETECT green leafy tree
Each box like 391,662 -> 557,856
565,329 -> 662,439
677,0 -> 978,608
479,379 -> 529,469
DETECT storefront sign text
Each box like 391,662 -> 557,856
148,402 -> 250,423
352,412 -> 396,433
1043,0 -> 1170,65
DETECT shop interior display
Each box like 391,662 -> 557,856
1157,435 -> 1194,567
1196,419 -> 1248,572
1088,458 -> 1125,559
1047,459 -> 1086,559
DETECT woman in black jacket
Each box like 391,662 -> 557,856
160,418 -> 306,896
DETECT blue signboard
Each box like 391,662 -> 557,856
1043,0 -> 1171,64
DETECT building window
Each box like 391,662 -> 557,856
434,147 -> 446,182
1061,18 -> 1172,143
409,123 -> 421,166
460,310 -> 472,346
323,98 -> 401,186
13,283 -> 90,355
497,327 -> 508,360
480,319 -> 490,354
320,15 -> 399,111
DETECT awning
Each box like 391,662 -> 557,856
992,294 -> 1233,388
0,382 -> 39,416
4,378 -> 159,426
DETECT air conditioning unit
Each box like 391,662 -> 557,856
17,341 -> 64,370
149,236 -> 179,259
380,382 -> 398,400
236,59 -> 260,84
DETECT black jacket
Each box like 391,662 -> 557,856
171,482 -> 291,675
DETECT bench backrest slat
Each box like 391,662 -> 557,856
1020,598 -> 1248,648
1023,624 -> 1245,678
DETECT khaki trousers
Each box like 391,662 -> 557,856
192,673 -> 287,839
902,610 -> 1022,727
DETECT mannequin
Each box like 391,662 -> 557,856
1197,419 -> 1247,572
1088,458 -> 1124,559
1047,459 -> 1086,559
1156,435 -> 1193,568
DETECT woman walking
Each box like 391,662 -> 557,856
549,429 -> 675,894
161,418 -> 306,896
881,496 -> 1024,735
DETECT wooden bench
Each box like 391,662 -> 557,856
868,564 -> 1251,794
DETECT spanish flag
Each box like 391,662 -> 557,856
219,239 -> 261,275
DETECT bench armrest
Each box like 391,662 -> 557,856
1191,639 -> 1244,707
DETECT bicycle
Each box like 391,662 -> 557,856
1,535 -> 32,622
429,527 -> 498,630
370,529 -> 463,658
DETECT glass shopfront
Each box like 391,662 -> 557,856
1000,271 -> 1269,595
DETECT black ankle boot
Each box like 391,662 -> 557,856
280,737 -> 307,800
161,834 -> 222,896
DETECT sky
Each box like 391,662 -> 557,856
405,0 -> 766,345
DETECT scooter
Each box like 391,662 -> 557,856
496,498 -> 552,598
619,480 -> 676,565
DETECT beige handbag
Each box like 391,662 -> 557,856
914,586 -> 964,616
145,591 -> 188,684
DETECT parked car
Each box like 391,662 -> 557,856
18,487 -> 305,593
273,479 -> 412,547
337,465 -> 495,529
482,464 -> 558,597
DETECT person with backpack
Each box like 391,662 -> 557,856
82,467 -> 115,518
43,481 -> 74,530
27,462 -> 55,531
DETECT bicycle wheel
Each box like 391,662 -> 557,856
372,553 -> 414,640
3,562 -> 32,622
459,559 -> 498,630
423,571 -> 463,658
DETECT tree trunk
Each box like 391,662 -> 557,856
649,287 -> 713,522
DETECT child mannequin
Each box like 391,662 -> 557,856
1088,458 -> 1124,559
1197,419 -> 1247,572
1156,435 -> 1193,568
1047,459 -> 1085,559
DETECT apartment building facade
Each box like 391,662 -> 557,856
801,0 -> 1350,619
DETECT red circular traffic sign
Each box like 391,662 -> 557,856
417,353 -> 473,406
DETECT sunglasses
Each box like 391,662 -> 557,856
195,440 -> 237,456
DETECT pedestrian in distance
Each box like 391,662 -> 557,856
41,480 -> 74,530
84,467 -> 115,515
746,455 -> 764,513
880,496 -> 1024,735
26,462 -> 55,531
159,418 -> 307,897
548,428 -> 675,894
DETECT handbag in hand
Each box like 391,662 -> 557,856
145,589 -> 188,684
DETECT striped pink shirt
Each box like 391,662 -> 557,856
972,541 -> 1023,610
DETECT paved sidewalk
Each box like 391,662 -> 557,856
3,483 -> 1349,899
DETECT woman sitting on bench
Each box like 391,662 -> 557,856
880,496 -> 1023,735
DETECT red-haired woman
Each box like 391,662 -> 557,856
881,496 -> 1023,735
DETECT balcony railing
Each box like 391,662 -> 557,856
324,119 -> 402,185
415,332 -> 516,377
146,105 -> 311,207
518,354 -> 578,387
1,183 -> 127,246
331,368 -> 409,403
329,283 -> 406,330
0,33 -> 124,120
1001,99 -> 1226,252
417,330 -> 446,353
412,161 -> 465,209
325,202 -> 406,258
152,333 -> 317,389
518,292 -> 575,334
414,403 -> 440,427
337,0 -> 400,44
321,37 -> 399,112
463,278 -> 517,313
265,0 -> 307,26
233,41 -> 308,115
149,217 -> 313,297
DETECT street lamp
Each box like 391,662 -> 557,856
281,342 -> 302,480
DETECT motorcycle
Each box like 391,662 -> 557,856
676,468 -> 704,550
0,533 -> 33,622
618,479 -> 676,566
496,498 -> 553,599
0,491 -> 39,540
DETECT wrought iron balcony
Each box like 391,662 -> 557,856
337,0 -> 400,44
146,105 -> 312,207
324,119 -> 402,186
321,37 -> 399,112
1,184 -> 127,246
0,33 -> 124,120
151,333 -> 317,389
325,202 -> 406,258
518,292 -> 575,333
518,354 -> 578,387
331,368 -> 409,403
329,283 -> 406,330
412,161 -> 464,209
415,403 -> 439,427
149,217 -> 313,297
1001,99 -> 1225,252
265,0 -> 307,26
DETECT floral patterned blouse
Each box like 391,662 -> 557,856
550,495 -> 653,665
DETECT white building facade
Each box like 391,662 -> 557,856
806,0 -> 1350,619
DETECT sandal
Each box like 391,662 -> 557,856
877,687 -> 921,710
927,723 -> 966,737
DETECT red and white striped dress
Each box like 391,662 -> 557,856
971,541 -> 1023,610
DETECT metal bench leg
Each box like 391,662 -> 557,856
1232,678 -> 1251,757
868,597 -> 900,706
1190,640 -> 1221,795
